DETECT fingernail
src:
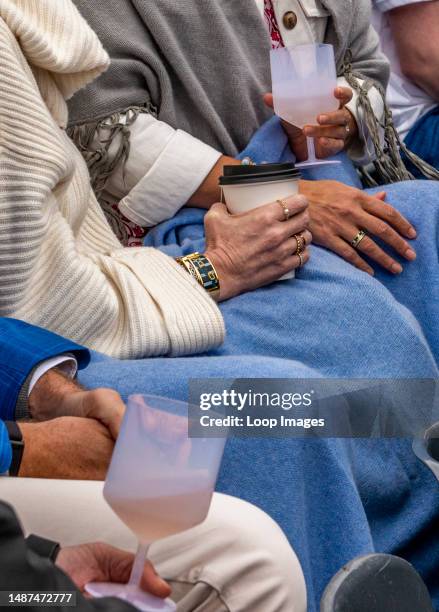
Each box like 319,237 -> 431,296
319,115 -> 328,123
408,228 -> 417,238
303,127 -> 312,136
405,248 -> 416,261
392,263 -> 403,274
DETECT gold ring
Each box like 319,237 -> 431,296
297,252 -> 304,268
345,123 -> 351,135
351,229 -> 367,249
294,233 -> 306,254
277,199 -> 291,221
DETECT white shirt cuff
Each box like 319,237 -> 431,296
28,355 -> 78,397
339,76 -> 385,165
373,0 -> 430,12
118,129 -> 222,227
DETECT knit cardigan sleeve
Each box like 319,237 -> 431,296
0,9 -> 225,360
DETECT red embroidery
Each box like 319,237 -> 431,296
101,198 -> 147,247
264,0 -> 285,49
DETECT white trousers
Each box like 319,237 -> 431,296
0,479 -> 307,612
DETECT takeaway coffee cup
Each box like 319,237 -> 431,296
219,163 -> 302,280
219,162 -> 301,214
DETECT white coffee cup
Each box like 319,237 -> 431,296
219,163 -> 302,280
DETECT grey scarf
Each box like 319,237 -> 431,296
69,0 -> 273,153
68,0 -> 439,195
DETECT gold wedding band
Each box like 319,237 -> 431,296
297,252 -> 304,268
351,229 -> 367,249
294,233 -> 306,255
277,199 -> 291,221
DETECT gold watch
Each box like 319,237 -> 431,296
176,253 -> 220,301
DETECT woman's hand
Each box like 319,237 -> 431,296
204,196 -> 312,301
264,87 -> 358,160
299,180 -> 417,275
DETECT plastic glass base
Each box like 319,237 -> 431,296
295,159 -> 341,169
295,137 -> 342,169
85,582 -> 177,612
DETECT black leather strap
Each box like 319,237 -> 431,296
4,421 -> 24,477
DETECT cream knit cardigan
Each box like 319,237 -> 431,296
0,0 -> 225,359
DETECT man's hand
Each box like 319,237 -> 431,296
29,370 -> 125,439
18,417 -> 114,480
55,388 -> 125,441
56,542 -> 171,598
264,88 -> 358,160
299,180 -> 417,275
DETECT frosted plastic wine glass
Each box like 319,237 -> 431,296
86,395 -> 227,612
271,43 -> 341,168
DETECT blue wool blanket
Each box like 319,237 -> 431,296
83,117 -> 439,611
145,117 -> 439,365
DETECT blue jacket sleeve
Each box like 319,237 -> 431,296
0,422 -> 12,474
0,318 -> 90,422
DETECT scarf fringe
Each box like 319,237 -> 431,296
341,51 -> 439,186
67,103 -> 157,198
70,67 -> 439,194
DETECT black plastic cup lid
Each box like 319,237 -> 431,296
219,162 -> 301,186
